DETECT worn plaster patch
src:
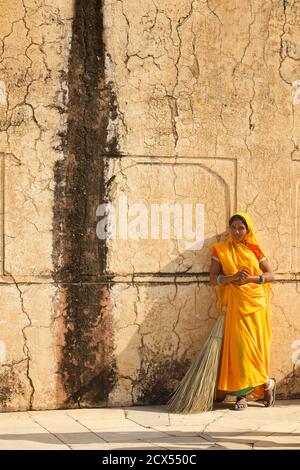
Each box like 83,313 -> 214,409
0,81 -> 6,105
0,340 -> 6,363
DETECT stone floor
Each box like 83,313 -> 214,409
0,400 -> 299,450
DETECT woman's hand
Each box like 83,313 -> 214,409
231,271 -> 244,283
232,270 -> 250,285
234,270 -> 254,285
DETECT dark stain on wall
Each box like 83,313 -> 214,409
53,0 -> 117,407
134,358 -> 191,405
0,368 -> 24,408
276,367 -> 300,399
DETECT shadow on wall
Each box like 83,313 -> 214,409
276,369 -> 300,399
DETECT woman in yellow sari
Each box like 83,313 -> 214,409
210,212 -> 276,410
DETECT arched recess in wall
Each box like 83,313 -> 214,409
104,157 -> 237,274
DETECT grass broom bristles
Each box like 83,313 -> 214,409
167,312 -> 225,414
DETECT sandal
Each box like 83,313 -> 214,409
263,378 -> 276,407
233,396 -> 248,410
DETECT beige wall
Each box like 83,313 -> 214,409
0,0 -> 72,410
104,0 -> 300,404
0,0 -> 299,411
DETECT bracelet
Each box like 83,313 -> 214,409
259,274 -> 265,284
216,275 -> 222,285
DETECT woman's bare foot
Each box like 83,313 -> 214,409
233,396 -> 248,410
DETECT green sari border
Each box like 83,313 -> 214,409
230,386 -> 255,397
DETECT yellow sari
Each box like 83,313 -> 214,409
212,212 -> 271,399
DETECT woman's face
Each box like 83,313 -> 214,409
229,219 -> 248,242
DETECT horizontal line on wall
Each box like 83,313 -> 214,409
102,154 -> 238,161
0,273 -> 300,285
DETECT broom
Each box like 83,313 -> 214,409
167,308 -> 226,414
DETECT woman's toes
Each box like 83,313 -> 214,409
234,397 -> 247,410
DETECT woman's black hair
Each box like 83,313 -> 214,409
229,214 -> 249,230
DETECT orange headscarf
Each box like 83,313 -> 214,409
232,211 -> 267,258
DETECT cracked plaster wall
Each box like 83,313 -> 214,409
104,0 -> 300,403
0,0 -> 73,411
1,0 -> 300,411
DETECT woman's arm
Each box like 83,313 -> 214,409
238,259 -> 275,285
255,259 -> 275,283
210,259 -> 242,286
